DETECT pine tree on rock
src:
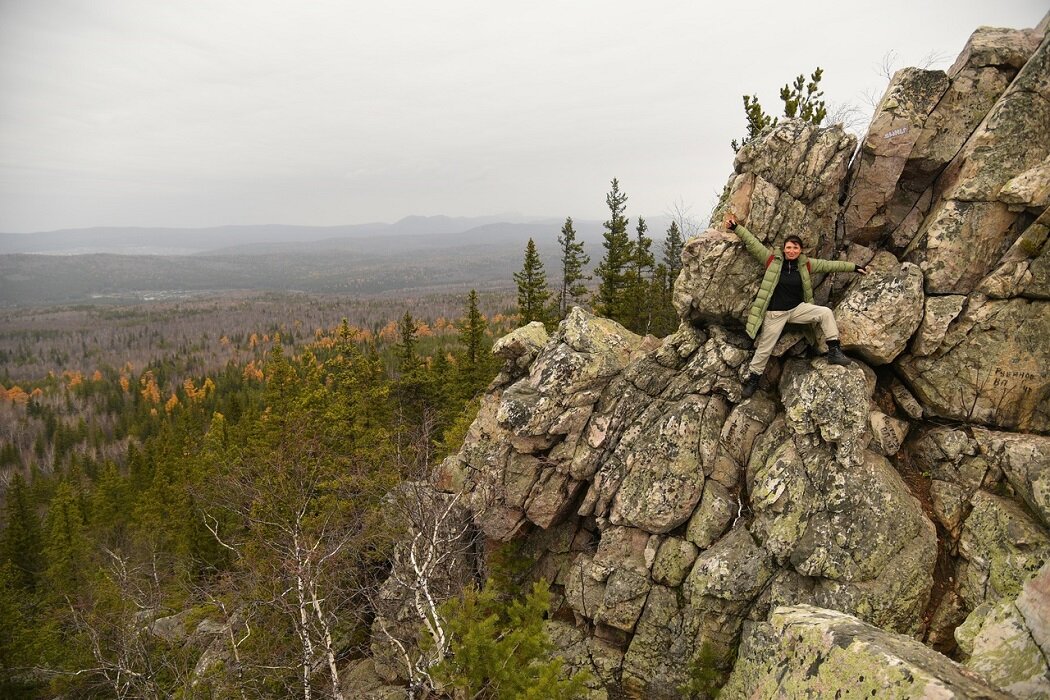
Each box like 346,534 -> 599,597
594,178 -> 634,324
731,67 -> 827,152
513,238 -> 551,326
556,217 -> 590,320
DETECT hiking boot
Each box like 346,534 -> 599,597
741,373 -> 761,399
826,340 -> 851,366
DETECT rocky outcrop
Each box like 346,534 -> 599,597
368,14 -> 1050,700
835,253 -> 925,364
972,428 -> 1050,526
674,120 -> 856,327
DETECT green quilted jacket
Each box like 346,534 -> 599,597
734,225 -> 857,339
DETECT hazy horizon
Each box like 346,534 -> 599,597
1,1 -> 1045,234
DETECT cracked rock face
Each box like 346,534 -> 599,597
843,26 -> 1040,250
370,16 -> 1050,699
896,296 -> 1050,432
908,31 -> 1050,295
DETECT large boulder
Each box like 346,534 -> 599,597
896,296 -> 1050,431
672,228 -> 764,327
972,427 -> 1050,527
957,490 -> 1050,611
842,67 -> 951,245
722,605 -> 1012,699
608,394 -> 728,533
956,561 -> 1050,699
778,359 -> 873,466
491,320 -> 549,376
835,252 -> 925,364
747,427 -> 937,634
910,294 -> 967,356
498,307 -> 641,445
479,308 -> 644,532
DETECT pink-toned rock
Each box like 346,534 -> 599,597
909,32 -> 1050,294
845,26 -> 1039,250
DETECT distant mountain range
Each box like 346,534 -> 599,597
0,215 -> 555,255
0,214 -> 683,306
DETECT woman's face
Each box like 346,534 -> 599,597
783,241 -> 802,260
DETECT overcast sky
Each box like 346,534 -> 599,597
0,1 -> 1045,233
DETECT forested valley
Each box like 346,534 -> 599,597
0,288 -> 525,697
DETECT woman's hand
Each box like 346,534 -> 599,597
724,213 -> 738,230
856,265 -> 868,275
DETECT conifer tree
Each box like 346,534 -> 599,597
0,473 -> 43,591
90,461 -> 130,546
459,290 -> 486,368
594,178 -> 633,323
649,219 -> 686,337
731,67 -> 827,152
556,217 -> 589,319
396,311 -> 419,372
433,578 -> 589,698
513,238 -> 551,326
329,320 -> 392,460
662,220 -> 684,282
393,311 -> 438,443
0,562 -> 37,696
42,480 -> 91,599
625,217 -> 655,334
456,290 -> 493,400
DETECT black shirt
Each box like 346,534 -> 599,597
768,259 -> 804,310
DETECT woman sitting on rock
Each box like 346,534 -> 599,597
724,213 -> 867,398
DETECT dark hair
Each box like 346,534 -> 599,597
783,235 -> 804,248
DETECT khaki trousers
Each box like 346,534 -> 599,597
748,303 -> 839,375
